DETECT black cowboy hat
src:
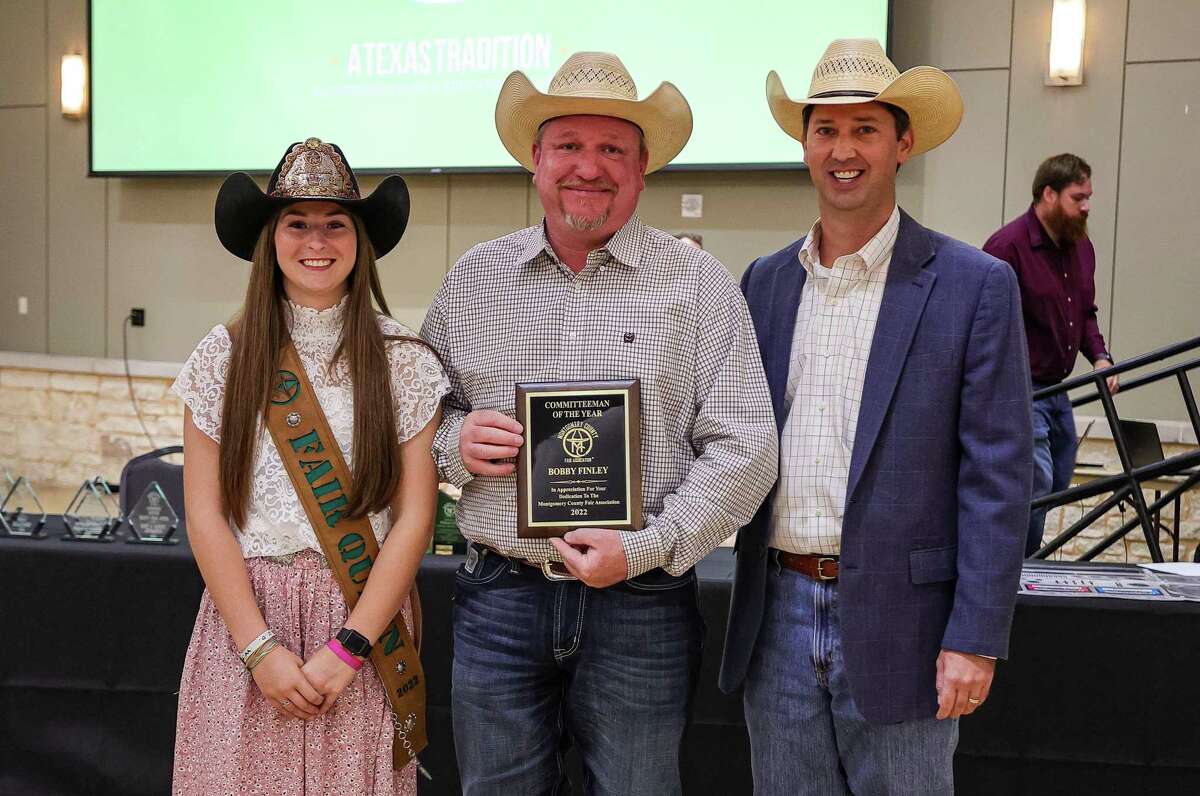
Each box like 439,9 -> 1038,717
214,137 -> 409,261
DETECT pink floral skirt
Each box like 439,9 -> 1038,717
172,550 -> 416,796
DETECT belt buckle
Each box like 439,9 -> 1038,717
541,561 -> 578,581
816,557 -> 838,581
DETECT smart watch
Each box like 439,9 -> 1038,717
335,627 -> 372,657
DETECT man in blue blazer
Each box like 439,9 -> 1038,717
719,39 -> 1033,794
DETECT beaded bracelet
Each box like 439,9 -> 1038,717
245,638 -> 279,672
240,629 -> 275,664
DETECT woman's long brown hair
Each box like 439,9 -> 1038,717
218,209 -> 401,528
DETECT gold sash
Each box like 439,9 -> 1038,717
264,342 -> 427,768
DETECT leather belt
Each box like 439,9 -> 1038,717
476,543 -> 577,581
772,549 -> 840,581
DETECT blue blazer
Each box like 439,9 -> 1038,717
718,210 -> 1033,724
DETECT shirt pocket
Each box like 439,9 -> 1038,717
458,327 -> 559,411
1019,264 -> 1069,327
592,299 -> 692,381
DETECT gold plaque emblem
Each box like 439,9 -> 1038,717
558,422 -> 598,458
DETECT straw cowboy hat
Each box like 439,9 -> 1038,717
767,38 -> 963,157
215,137 -> 410,261
495,51 -> 692,174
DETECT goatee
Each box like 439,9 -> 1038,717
563,211 -> 609,232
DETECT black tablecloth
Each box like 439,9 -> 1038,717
0,517 -> 201,796
2,521 -> 1197,795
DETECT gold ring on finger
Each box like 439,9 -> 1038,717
967,697 -> 981,705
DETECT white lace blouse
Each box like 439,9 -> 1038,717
171,298 -> 450,558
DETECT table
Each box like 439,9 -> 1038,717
0,516 -> 200,796
956,583 -> 1200,793
2,524 -> 1197,795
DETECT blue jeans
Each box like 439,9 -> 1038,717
451,545 -> 704,796
1028,387 -> 1078,556
744,565 -> 958,795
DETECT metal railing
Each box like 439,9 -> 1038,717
1030,335 -> 1200,562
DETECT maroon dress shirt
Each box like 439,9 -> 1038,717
984,207 -> 1110,384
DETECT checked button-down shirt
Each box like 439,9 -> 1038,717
421,215 -> 778,579
769,206 -> 898,556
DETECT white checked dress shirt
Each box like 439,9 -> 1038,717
422,216 -> 778,579
770,206 -> 899,555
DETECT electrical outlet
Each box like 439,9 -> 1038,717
131,308 -> 146,327
18,296 -> 28,315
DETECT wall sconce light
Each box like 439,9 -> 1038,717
61,54 -> 87,118
1046,0 -> 1086,86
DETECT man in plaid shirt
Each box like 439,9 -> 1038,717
421,52 -> 776,795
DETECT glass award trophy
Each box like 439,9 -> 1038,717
430,484 -> 466,555
1,475 -> 48,539
125,481 -> 181,544
62,477 -> 120,542
97,477 -> 123,525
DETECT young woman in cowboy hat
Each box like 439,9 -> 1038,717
170,138 -> 447,795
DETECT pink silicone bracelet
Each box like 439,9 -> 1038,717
327,638 -> 363,671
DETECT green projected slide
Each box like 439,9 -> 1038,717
90,1 -> 888,173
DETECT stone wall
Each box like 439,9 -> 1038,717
2,353 -> 1197,563
1046,439 -> 1199,564
0,358 -> 183,494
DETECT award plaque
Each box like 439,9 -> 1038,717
0,475 -> 48,539
62,477 -> 120,542
516,380 -> 642,538
125,481 -> 181,545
